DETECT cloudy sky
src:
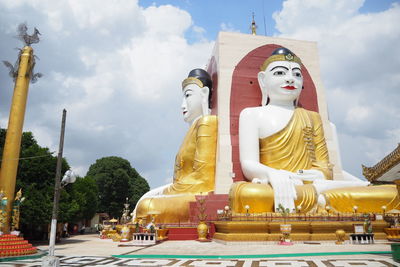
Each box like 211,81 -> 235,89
0,0 -> 398,189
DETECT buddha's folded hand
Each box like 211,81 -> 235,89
269,169 -> 297,212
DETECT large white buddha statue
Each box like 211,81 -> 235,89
230,47 -> 399,214
133,69 -> 217,223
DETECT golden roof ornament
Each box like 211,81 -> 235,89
362,143 -> 400,182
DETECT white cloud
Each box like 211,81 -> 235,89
274,0 -> 364,36
273,0 -> 400,177
345,105 -> 370,125
68,0 -> 141,30
143,5 -> 192,37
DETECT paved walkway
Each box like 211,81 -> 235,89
1,234 -> 398,266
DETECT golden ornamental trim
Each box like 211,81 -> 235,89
362,143 -> 400,182
182,77 -> 204,89
260,54 -> 302,71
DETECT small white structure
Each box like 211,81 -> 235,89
131,233 -> 157,246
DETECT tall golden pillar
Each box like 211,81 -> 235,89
0,46 -> 34,233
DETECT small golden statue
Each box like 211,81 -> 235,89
11,189 -> 25,232
121,198 -> 131,224
0,190 -> 8,233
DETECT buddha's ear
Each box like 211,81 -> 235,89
201,86 -> 210,99
201,86 -> 210,116
258,71 -> 267,106
258,71 -> 266,89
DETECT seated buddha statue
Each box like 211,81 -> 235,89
133,69 -> 217,223
230,47 -> 399,214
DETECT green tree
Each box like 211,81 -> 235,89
0,129 -> 70,239
70,176 -> 98,222
52,176 -> 98,225
0,129 -> 99,239
86,156 -> 149,218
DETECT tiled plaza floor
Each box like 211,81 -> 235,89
1,256 -> 399,266
1,234 -> 398,266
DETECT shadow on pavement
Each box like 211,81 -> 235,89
32,235 -> 90,246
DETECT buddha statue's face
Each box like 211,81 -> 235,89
181,83 -> 208,124
258,60 -> 303,105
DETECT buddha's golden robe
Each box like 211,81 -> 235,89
135,115 -> 217,223
259,108 -> 333,180
230,108 -> 399,213
164,115 -> 217,194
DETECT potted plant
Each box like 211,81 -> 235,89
277,203 -> 293,245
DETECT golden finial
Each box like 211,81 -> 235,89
251,12 -> 257,35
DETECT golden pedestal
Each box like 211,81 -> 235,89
156,229 -> 169,241
384,228 -> 400,240
197,221 -> 209,241
335,229 -> 346,244
213,220 -> 389,242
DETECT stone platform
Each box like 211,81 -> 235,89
1,234 -> 397,266
0,234 -> 37,257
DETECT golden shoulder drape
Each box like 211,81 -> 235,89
259,108 -> 332,180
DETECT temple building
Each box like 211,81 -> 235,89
132,31 -> 399,242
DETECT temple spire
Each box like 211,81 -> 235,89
251,12 -> 257,35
